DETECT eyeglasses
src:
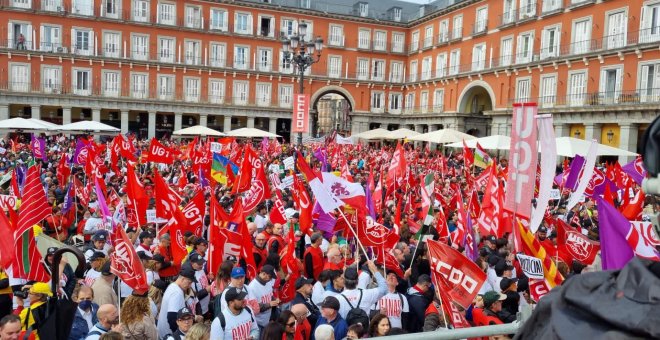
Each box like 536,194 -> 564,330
286,322 -> 296,327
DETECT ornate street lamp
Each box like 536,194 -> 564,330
607,130 -> 614,143
282,22 -> 324,145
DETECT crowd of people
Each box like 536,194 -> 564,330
0,131 -> 654,340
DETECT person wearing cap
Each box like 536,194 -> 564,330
84,231 -> 110,263
216,267 -> 257,316
405,274 -> 433,333
337,261 -> 386,320
157,234 -> 178,279
291,277 -> 320,327
254,204 -> 268,232
145,254 -> 165,286
163,307 -> 195,340
471,291 -> 506,326
481,235 -> 498,257
135,231 -> 154,258
500,277 -> 520,317
83,252 -> 106,287
190,237 -> 208,261
247,265 -> 279,329
157,266 -> 197,338
43,247 -> 77,299
486,255 -> 501,293
536,225 -> 557,257
373,271 -> 409,329
185,253 -> 212,317
17,282 -> 51,339
314,296 -> 348,340
92,261 -> 118,307
303,233 -> 325,281
210,287 -> 260,340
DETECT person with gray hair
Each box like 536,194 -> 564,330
314,324 -> 334,340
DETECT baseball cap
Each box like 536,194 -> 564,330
179,266 -> 198,282
194,237 -> 208,246
538,226 -> 548,233
231,267 -> 246,279
260,264 -> 276,278
485,235 -> 497,243
177,307 -> 194,319
92,231 -> 107,242
483,291 -> 507,307
90,251 -> 106,261
153,279 -> 168,292
101,261 -> 113,276
318,296 -> 340,310
500,277 -> 519,291
295,277 -> 314,290
225,287 -> 248,302
344,267 -> 359,281
46,247 -> 58,255
139,231 -> 153,241
188,253 -> 206,265
291,212 -> 300,219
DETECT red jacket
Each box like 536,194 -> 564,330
293,318 -> 312,340
471,307 -> 503,326
158,244 -> 179,278
303,246 -> 324,280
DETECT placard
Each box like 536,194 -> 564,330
549,189 -> 560,200
146,209 -> 168,224
268,164 -> 281,174
281,175 -> 294,189
283,157 -> 294,170
516,254 -> 544,280
210,142 -> 222,154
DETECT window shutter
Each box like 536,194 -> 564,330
234,13 -> 239,33
247,14 -> 253,35
71,28 -> 76,51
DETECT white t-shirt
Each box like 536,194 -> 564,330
157,283 -> 186,338
135,244 -> 154,257
312,281 -> 326,305
373,291 -> 409,328
210,308 -> 259,340
247,279 -> 275,327
192,269 -> 211,314
84,248 -> 109,263
84,217 -> 103,234
336,272 -> 387,319
83,269 -> 101,287
218,285 -> 259,313
146,270 -> 160,286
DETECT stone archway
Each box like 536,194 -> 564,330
457,81 -> 495,136
311,86 -> 355,136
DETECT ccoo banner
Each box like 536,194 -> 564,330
504,103 -> 538,220
292,94 -> 309,133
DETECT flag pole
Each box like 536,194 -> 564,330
335,208 -> 370,260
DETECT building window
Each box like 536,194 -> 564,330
472,43 -> 486,71
158,75 -> 174,100
439,20 -> 449,43
234,13 -> 253,35
256,83 -> 271,106
281,19 -> 297,37
640,62 -> 660,102
606,10 -> 627,49
131,73 -> 148,99
72,0 -> 93,16
103,32 -> 120,58
329,25 -> 344,46
358,3 -> 368,17
258,16 -> 275,37
390,61 -> 403,82
328,56 -> 342,78
300,0 -> 310,9
541,26 -> 560,60
449,49 -> 460,75
374,31 -> 387,51
389,93 -> 402,113
516,31 -> 534,64
371,60 -> 385,81
279,85 -> 293,108
411,31 -> 419,51
357,58 -> 369,80
234,46 -> 249,70
210,9 -> 228,31
393,8 -> 402,22
159,37 -> 174,63
210,43 -> 226,67
43,0 -> 63,12
72,29 -> 94,56
103,0 -> 121,19
132,0 -> 149,22
409,60 -> 418,82
185,40 -> 201,65
73,69 -> 91,96
568,71 -> 587,106
516,78 -> 531,102
233,81 -> 249,105
371,91 -> 384,113
421,57 -> 432,80
500,37 -> 513,66
436,53 -> 447,77
424,26 -> 433,48
42,66 -> 61,93
420,91 -> 429,113
10,64 -> 30,92
8,22 -> 32,50
433,89 -> 444,111
571,18 -> 591,54
184,78 -> 200,102
40,25 -> 61,52
452,15 -> 463,40
102,71 -> 119,97
539,75 -> 556,108
185,6 -> 202,29
158,2 -> 176,25
279,50 -> 292,74
404,92 -> 415,113
358,29 -> 371,49
209,79 -> 225,104
132,34 -> 149,61
542,0 -> 562,13
503,0 -> 516,25
391,32 -> 405,53
257,48 -> 272,72
475,7 -> 488,33
641,2 -> 660,43
600,67 -> 622,104
519,0 -> 536,19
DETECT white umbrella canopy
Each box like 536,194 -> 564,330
56,120 -> 120,134
383,128 -> 420,140
0,117 -> 56,131
554,137 -> 638,157
173,125 -> 225,137
353,128 -> 390,140
226,127 -> 279,138
446,135 -> 512,150
407,128 -> 477,144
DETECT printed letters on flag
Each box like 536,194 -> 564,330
269,191 -> 288,225
427,239 -> 486,308
374,248 -> 404,278
555,219 -> 599,265
350,211 -> 399,249
517,220 -> 564,287
504,103 -> 538,220
182,191 -> 206,236
621,156 -> 647,185
147,138 -> 176,164
431,272 -> 472,329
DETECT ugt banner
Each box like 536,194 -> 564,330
504,103 -> 538,220
292,94 -> 309,133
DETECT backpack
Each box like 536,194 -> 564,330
341,290 -> 370,328
215,307 -> 254,331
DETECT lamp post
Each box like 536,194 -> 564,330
607,130 -> 614,143
282,22 -> 324,146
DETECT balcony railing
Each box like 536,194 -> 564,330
541,0 -> 563,15
499,10 -> 517,27
509,89 -> 660,108
518,3 -> 537,21
472,20 -> 488,36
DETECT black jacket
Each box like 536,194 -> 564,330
405,287 -> 431,333
291,292 -> 320,327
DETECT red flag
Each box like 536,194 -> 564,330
182,191 -> 206,236
372,171 -> 383,216
56,154 -> 71,187
462,140 -> 474,169
351,211 -> 399,249
242,164 -> 271,213
468,189 -> 480,220
233,147 -> 259,194
477,166 -> 503,237
451,190 -> 468,248
13,228 -> 51,282
555,218 -> 599,265
528,279 -> 552,302
162,209 -> 191,265
622,189 -> 645,220
386,142 -> 406,191
110,224 -> 149,293
10,169 -> 20,198
15,165 -> 51,237
0,209 -> 15,268
126,166 -> 149,226
427,239 -> 486,308
432,272 -> 472,329
291,175 -> 313,235
235,200 -> 257,279
269,191 -> 288,225
178,168 -> 188,191
374,249 -> 404,278
147,138 -> 176,164
153,171 -> 182,220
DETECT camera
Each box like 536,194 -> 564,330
14,289 -> 29,299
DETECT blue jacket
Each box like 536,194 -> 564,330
69,303 -> 99,340
313,315 -> 348,340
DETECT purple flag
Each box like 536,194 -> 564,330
597,197 -> 634,270
70,139 -> 88,165
312,201 -> 336,238
30,134 -> 47,162
621,157 -> 647,185
261,138 -> 269,154
61,183 -> 75,215
564,155 -> 585,191
365,181 -> 376,219
94,179 -> 112,226
198,167 -> 209,188
313,148 -> 328,171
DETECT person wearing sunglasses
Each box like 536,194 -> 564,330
277,310 -> 297,340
